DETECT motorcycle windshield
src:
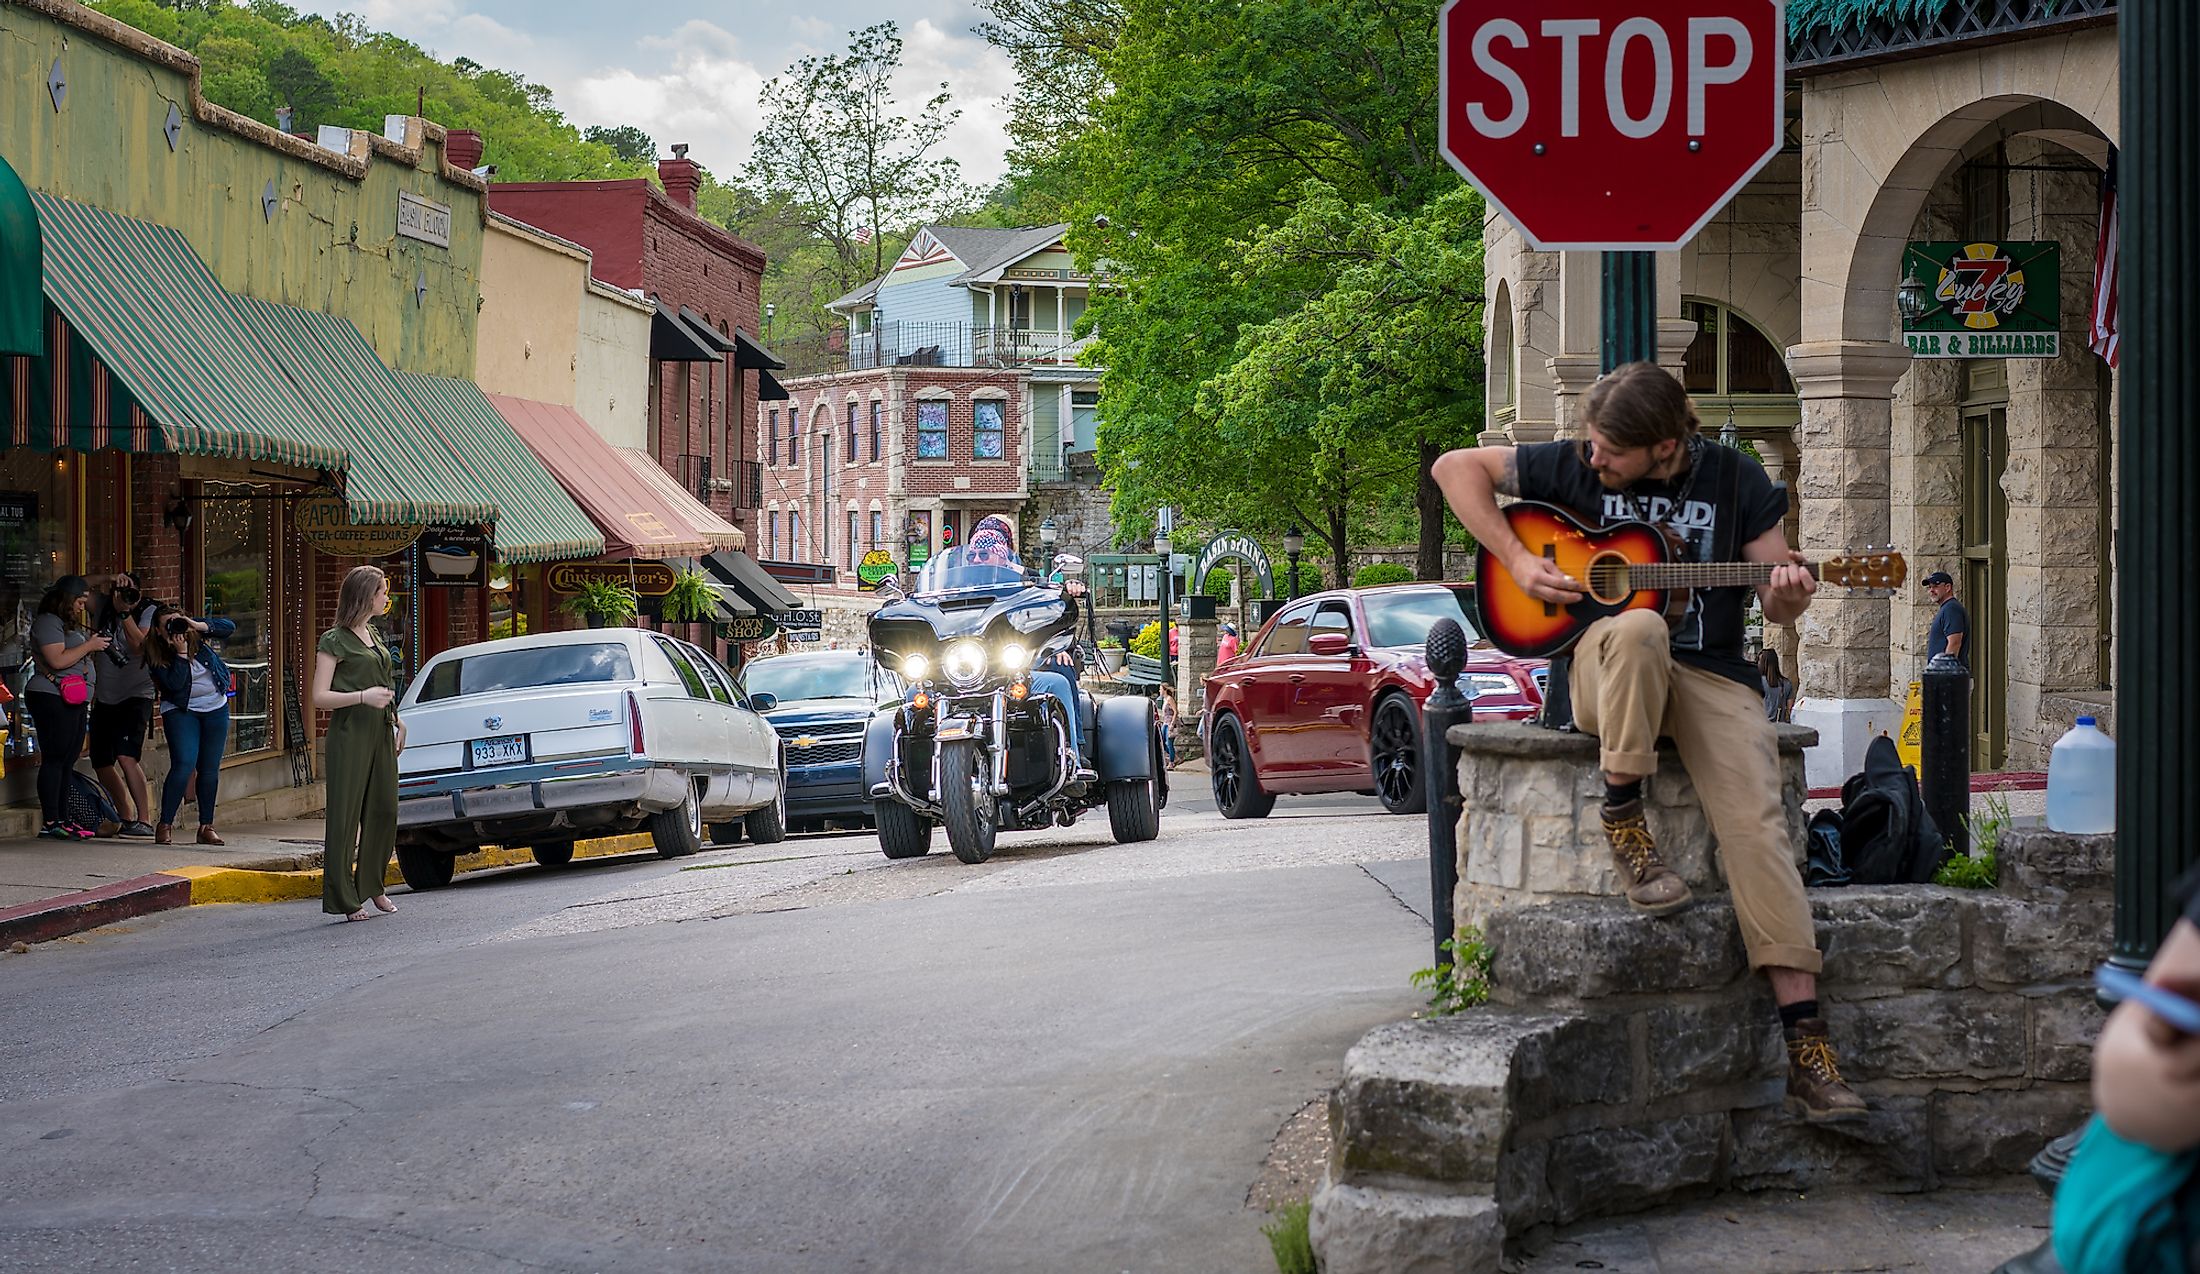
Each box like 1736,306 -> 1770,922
913,544 -> 1032,598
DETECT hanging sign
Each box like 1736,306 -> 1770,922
857,549 -> 898,592
1900,241 -> 2063,359
546,561 -> 677,596
420,527 -> 489,588
772,609 -> 824,630
724,614 -> 780,643
295,495 -> 424,558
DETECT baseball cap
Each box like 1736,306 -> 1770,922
1922,571 -> 1953,587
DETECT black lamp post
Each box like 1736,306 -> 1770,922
1283,526 -> 1305,600
1039,517 -> 1059,553
1154,528 -> 1173,691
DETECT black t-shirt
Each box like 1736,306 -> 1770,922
1928,598 -> 1970,666
1514,438 -> 1787,689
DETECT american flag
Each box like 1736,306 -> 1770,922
2088,148 -> 2119,367
851,226 -> 875,245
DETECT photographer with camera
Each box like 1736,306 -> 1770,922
89,571 -> 161,838
26,575 -> 109,840
143,604 -> 236,846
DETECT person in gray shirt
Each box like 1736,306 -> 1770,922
26,575 -> 111,840
89,571 -> 161,837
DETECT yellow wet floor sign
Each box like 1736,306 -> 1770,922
1897,680 -> 1923,771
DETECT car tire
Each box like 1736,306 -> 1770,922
939,738 -> 997,864
395,845 -> 457,890
650,784 -> 705,859
876,799 -> 934,859
530,841 -> 575,869
1106,729 -> 1162,843
1370,696 -> 1427,816
1209,714 -> 1275,820
745,772 -> 788,845
708,821 -> 744,847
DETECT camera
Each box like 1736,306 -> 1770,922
165,616 -> 192,637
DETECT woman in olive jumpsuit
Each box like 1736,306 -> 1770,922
312,566 -> 404,920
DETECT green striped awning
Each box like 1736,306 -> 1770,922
0,157 -> 38,357
394,371 -> 605,565
29,191 -> 347,470
234,295 -> 497,528
4,303 -> 164,454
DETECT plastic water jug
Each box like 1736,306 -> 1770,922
2045,717 -> 2115,834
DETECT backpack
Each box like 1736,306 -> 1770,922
1835,734 -> 1947,885
62,770 -> 122,835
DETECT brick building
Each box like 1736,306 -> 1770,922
488,152 -> 780,540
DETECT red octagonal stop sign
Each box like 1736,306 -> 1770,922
1439,1 -> 1785,252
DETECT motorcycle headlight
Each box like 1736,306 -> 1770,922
942,640 -> 987,686
998,643 -> 1031,673
902,652 -> 931,681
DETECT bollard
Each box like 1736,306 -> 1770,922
1920,654 -> 1971,859
1536,652 -> 1575,732
1423,619 -> 1476,968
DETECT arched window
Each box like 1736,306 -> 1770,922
1681,300 -> 1795,396
1489,283 -> 1516,419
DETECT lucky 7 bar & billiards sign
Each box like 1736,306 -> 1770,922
1900,241 -> 2063,359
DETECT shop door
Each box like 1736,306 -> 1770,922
1959,402 -> 2009,771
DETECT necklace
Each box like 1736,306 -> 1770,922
1620,435 -> 1709,527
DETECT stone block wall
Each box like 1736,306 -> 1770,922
1312,718 -> 2110,1274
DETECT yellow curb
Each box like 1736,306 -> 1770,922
175,831 -> 664,906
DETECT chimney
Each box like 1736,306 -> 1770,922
445,129 -> 484,173
659,144 -> 699,211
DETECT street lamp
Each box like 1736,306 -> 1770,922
765,302 -> 775,344
1154,529 -> 1173,692
1283,526 -> 1305,600
1896,266 -> 1931,324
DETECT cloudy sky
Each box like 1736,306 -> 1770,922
296,1 -> 1015,188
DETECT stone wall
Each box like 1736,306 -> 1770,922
1311,722 -> 2108,1272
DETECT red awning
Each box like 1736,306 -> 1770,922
488,393 -> 720,559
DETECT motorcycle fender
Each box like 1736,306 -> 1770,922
860,708 -> 899,793
1093,695 -> 1155,782
936,717 -> 981,742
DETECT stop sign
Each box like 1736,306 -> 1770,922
1439,1 -> 1785,252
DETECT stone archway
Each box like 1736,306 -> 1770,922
1787,26 -> 2119,783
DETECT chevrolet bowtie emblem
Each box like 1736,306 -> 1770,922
792,736 -> 818,748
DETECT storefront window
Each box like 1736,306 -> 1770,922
198,481 -> 273,755
0,451 -> 75,772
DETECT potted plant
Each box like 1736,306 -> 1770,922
661,570 -> 719,623
1094,636 -> 1126,674
560,579 -> 639,628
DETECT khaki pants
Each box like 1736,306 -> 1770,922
1571,609 -> 1821,974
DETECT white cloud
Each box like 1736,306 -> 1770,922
893,19 -> 1013,190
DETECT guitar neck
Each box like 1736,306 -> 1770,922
1622,561 -> 1815,589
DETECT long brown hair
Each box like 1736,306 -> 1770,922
334,565 -> 387,632
141,606 -> 192,670
1581,362 -> 1699,449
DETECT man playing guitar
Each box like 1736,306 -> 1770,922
1433,361 -> 1866,1123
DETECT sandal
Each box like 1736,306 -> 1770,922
371,896 -> 397,914
344,910 -> 369,922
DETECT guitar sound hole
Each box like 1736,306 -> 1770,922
1585,552 -> 1632,605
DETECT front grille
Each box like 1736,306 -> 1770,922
772,721 -> 865,740
787,739 -> 863,767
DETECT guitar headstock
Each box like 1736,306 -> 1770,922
1818,550 -> 1908,591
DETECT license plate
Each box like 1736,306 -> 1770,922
470,734 -> 528,767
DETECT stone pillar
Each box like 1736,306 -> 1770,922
1655,316 -> 1700,382
1545,352 -> 1603,439
1174,617 -> 1218,756
1753,430 -> 1804,682
1786,340 -> 1911,788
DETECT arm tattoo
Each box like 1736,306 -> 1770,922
1495,451 -> 1521,498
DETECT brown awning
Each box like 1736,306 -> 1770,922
488,393 -> 718,559
613,447 -> 744,552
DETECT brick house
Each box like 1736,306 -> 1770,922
763,225 -> 1107,633
487,151 -> 778,541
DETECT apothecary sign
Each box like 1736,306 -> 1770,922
295,495 -> 424,558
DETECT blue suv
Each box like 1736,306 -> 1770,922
741,651 -> 904,833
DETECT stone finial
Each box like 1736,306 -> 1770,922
1426,617 -> 1466,681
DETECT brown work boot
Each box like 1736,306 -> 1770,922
1785,1017 -> 1870,1123
1601,799 -> 1692,916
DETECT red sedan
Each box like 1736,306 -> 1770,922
1200,583 -> 1546,818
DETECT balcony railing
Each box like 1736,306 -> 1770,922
771,321 -> 1095,379
1788,0 -> 2117,75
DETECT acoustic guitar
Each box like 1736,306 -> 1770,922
1474,501 -> 1908,658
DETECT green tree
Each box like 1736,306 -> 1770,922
584,124 -> 657,164
264,46 -> 337,132
745,23 -> 970,295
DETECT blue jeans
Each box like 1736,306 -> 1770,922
1028,670 -> 1085,765
161,705 -> 229,828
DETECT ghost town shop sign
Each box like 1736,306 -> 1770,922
546,561 -> 677,597
1189,531 -> 1277,599
396,191 -> 452,248
295,496 -> 424,558
724,614 -> 780,643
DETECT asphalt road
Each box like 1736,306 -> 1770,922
0,784 -> 1432,1273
